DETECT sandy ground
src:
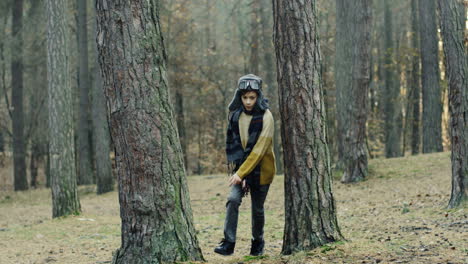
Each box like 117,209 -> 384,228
0,151 -> 466,264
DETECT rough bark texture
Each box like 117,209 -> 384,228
92,4 -> 113,195
439,0 -> 467,208
411,0 -> 421,155
335,0 -> 371,183
272,0 -> 343,254
46,0 -> 81,217
383,0 -> 402,158
419,0 -> 443,153
11,0 -> 28,191
95,0 -> 204,263
77,0 -> 93,185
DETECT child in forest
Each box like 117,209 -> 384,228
214,74 -> 276,256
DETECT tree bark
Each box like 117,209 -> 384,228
249,0 -> 260,74
46,0 -> 81,217
272,0 -> 343,254
335,0 -> 372,182
76,0 -> 93,185
411,0 -> 421,155
92,4 -> 113,195
11,0 -> 28,191
438,0 -> 467,208
95,0 -> 204,262
419,0 -> 443,153
260,0 -> 282,175
383,0 -> 402,158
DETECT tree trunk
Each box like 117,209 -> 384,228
95,1 -> 204,263
174,88 -> 188,170
419,0 -> 443,153
46,0 -> 81,217
335,0 -> 372,182
411,0 -> 421,155
439,0 -> 467,208
28,0 -> 47,189
272,0 -> 343,254
260,0 -> 282,175
30,144 -> 40,188
11,0 -> 28,191
383,0 -> 402,158
92,4 -> 113,195
76,0 -> 93,185
249,0 -> 260,74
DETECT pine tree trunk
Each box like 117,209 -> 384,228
249,0 -> 260,74
92,4 -> 113,195
272,0 -> 343,254
439,0 -> 467,208
335,0 -> 372,182
411,0 -> 421,155
95,1 -> 204,262
77,0 -> 93,185
419,0 -> 443,153
11,0 -> 28,191
260,0 -> 282,174
28,0 -> 46,189
383,0 -> 402,158
46,0 -> 81,217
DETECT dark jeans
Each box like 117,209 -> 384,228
223,183 -> 270,243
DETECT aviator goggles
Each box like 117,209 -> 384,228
238,79 -> 261,90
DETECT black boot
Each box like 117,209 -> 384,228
214,239 -> 235,255
250,239 -> 264,256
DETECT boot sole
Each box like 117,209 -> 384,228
214,249 -> 234,256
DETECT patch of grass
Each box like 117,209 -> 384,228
242,255 -> 268,261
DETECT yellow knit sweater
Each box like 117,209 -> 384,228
237,109 -> 276,185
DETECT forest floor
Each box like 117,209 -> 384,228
0,151 -> 466,264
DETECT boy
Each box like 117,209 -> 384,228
214,74 -> 276,256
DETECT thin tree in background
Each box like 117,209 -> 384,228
11,0 -> 27,191
335,0 -> 372,182
272,0 -> 343,254
410,0 -> 421,155
76,0 -> 93,185
46,0 -> 81,217
418,0 -> 443,153
439,0 -> 467,208
383,0 -> 402,158
260,0 -> 283,175
27,0 -> 48,189
249,0 -> 260,74
96,0 -> 204,262
92,2 -> 113,195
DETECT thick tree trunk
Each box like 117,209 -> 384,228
96,1 -> 204,263
92,4 -> 113,195
272,0 -> 343,254
411,0 -> 421,155
335,0 -> 372,182
11,0 -> 28,191
419,0 -> 443,153
46,0 -> 81,217
383,0 -> 402,158
439,0 -> 467,208
77,0 -> 93,185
